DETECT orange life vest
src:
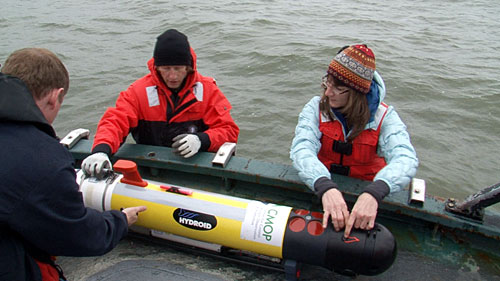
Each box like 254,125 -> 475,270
317,103 -> 388,181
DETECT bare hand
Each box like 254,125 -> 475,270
321,188 -> 349,231
122,206 -> 147,226
344,193 -> 378,238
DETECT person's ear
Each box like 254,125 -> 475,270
48,88 -> 65,108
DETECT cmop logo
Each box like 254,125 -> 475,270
241,202 -> 292,246
262,208 -> 278,241
173,208 -> 217,231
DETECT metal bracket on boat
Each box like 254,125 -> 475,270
60,128 -> 90,149
408,178 -> 426,206
212,142 -> 236,168
445,181 -> 500,221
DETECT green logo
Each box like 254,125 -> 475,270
262,208 -> 278,241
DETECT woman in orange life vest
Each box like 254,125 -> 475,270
290,45 -> 418,238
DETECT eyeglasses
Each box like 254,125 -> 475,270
321,75 -> 349,95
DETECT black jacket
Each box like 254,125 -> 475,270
0,73 -> 129,281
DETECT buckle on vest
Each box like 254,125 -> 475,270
332,140 -> 352,155
330,164 -> 350,176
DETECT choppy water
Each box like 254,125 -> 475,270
2,0 -> 500,279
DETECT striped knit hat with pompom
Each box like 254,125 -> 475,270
327,44 -> 375,94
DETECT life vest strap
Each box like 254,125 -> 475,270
332,140 -> 352,155
330,163 -> 350,176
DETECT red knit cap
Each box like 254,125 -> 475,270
327,44 -> 375,94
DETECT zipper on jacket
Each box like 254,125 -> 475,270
165,90 -> 197,124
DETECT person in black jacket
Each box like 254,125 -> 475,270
0,48 -> 147,281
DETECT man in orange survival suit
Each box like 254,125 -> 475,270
82,29 -> 239,177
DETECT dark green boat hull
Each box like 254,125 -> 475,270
68,139 -> 500,277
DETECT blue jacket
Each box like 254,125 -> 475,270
290,71 -> 419,194
0,73 -> 128,281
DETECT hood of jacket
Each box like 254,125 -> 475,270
366,71 -> 386,123
146,47 -> 201,94
0,73 -> 55,137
